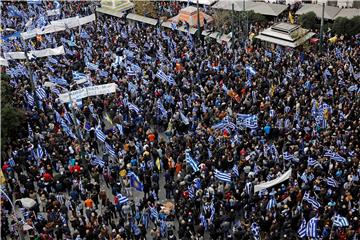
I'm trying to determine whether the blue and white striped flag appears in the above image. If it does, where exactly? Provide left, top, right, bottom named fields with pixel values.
left=298, top=218, right=307, bottom=238
left=214, top=169, right=232, bottom=183
left=306, top=217, right=318, bottom=239
left=324, top=150, right=346, bottom=163
left=90, top=155, right=105, bottom=167
left=116, top=124, right=124, bottom=135
left=333, top=215, right=349, bottom=227
left=48, top=56, right=58, bottom=64
left=116, top=193, right=129, bottom=205
left=157, top=100, right=167, bottom=118
left=95, top=127, right=107, bottom=142
left=156, top=70, right=168, bottom=83
left=266, top=197, right=277, bottom=211
left=51, top=87, right=61, bottom=96
left=307, top=157, right=322, bottom=168
left=128, top=102, right=140, bottom=114
left=149, top=206, right=159, bottom=221
left=72, top=71, right=87, bottom=81
left=185, top=151, right=199, bottom=172
left=232, top=164, right=239, bottom=176
left=86, top=61, right=99, bottom=71
left=303, top=192, right=321, bottom=210
left=250, top=222, right=260, bottom=240
left=188, top=185, right=195, bottom=199
left=99, top=70, right=109, bottom=77
left=199, top=213, right=208, bottom=230
left=326, top=177, right=338, bottom=188
left=80, top=30, right=90, bottom=39
left=105, top=142, right=116, bottom=157
left=25, top=91, right=35, bottom=107
left=237, top=114, right=258, bottom=129
left=35, top=144, right=44, bottom=160
left=8, top=158, right=16, bottom=167
left=283, top=152, right=298, bottom=162
left=35, top=86, right=47, bottom=100
left=167, top=75, right=176, bottom=85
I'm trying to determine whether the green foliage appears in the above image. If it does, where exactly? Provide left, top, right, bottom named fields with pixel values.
left=1, top=75, right=26, bottom=147
left=332, top=17, right=351, bottom=36
left=299, top=12, right=317, bottom=30
left=348, top=16, right=360, bottom=36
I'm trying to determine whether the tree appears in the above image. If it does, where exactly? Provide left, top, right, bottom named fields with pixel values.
left=299, top=12, right=317, bottom=30
left=332, top=17, right=351, bottom=36
left=348, top=16, right=360, bottom=36
left=1, top=75, right=26, bottom=148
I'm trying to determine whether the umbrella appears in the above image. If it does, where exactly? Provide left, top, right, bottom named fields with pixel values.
left=19, top=198, right=36, bottom=209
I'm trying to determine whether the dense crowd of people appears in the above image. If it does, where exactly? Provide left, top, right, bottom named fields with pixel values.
left=1, top=1, right=359, bottom=240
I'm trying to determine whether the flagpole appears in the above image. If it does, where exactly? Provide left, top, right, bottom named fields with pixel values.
left=196, top=0, right=201, bottom=42
left=319, top=3, right=325, bottom=52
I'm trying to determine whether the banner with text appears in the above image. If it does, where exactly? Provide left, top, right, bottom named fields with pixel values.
left=58, top=83, right=117, bottom=103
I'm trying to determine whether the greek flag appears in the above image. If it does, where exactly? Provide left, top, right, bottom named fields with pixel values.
left=246, top=65, right=257, bottom=76
left=8, top=158, right=15, bottom=167
left=80, top=30, right=90, bottom=39
left=116, top=124, right=123, bottom=135
left=99, top=70, right=109, bottom=77
left=48, top=57, right=58, bottom=64
left=333, top=215, right=349, bottom=227
left=167, top=75, right=176, bottom=85
left=306, top=217, right=318, bottom=238
left=324, top=150, right=346, bottom=163
left=149, top=206, right=159, bottom=221
left=237, top=114, right=258, bottom=129
left=128, top=102, right=140, bottom=114
left=35, top=144, right=44, bottom=160
left=303, top=192, right=321, bottom=210
left=128, top=82, right=137, bottom=93
left=250, top=222, right=260, bottom=240
left=194, top=178, right=201, bottom=189
left=232, top=164, right=239, bottom=176
left=35, top=86, right=47, bottom=100
left=283, top=152, right=298, bottom=162
left=72, top=71, right=87, bottom=81
left=188, top=185, right=195, bottom=199
left=116, top=193, right=129, bottom=205
left=266, top=197, right=277, bottom=210
left=157, top=100, right=167, bottom=118
left=25, top=91, right=34, bottom=106
left=179, top=111, right=190, bottom=125
left=298, top=218, right=307, bottom=238
left=105, top=142, right=116, bottom=157
left=49, top=76, right=68, bottom=86
left=130, top=63, right=141, bottom=73
left=214, top=169, right=232, bottom=183
left=86, top=61, right=99, bottom=71
left=210, top=202, right=215, bottom=223
left=199, top=214, right=208, bottom=230
left=185, top=151, right=199, bottom=172
left=95, top=127, right=107, bottom=142
left=51, top=87, right=61, bottom=96
left=91, top=155, right=105, bottom=167
left=326, top=177, right=338, bottom=188
left=307, top=157, right=322, bottom=168
left=156, top=70, right=168, bottom=83
left=348, top=84, right=358, bottom=92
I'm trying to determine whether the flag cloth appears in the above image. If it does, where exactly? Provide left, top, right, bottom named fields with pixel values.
left=128, top=172, right=144, bottom=191
left=333, top=215, right=349, bottom=227
left=214, top=169, right=232, bottom=183
left=185, top=151, right=199, bottom=172
left=306, top=217, right=318, bottom=238
left=298, top=218, right=307, bottom=238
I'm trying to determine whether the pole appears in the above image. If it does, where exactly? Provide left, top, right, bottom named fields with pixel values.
left=196, top=0, right=201, bottom=41
left=21, top=38, right=38, bottom=108
left=319, top=3, right=325, bottom=51
left=0, top=190, right=25, bottom=240
left=231, top=3, right=235, bottom=51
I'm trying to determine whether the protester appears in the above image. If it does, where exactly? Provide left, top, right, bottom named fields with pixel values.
left=1, top=1, right=359, bottom=240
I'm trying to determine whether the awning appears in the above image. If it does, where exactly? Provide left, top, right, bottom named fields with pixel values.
left=255, top=32, right=315, bottom=48
left=96, top=7, right=125, bottom=18
left=213, top=1, right=287, bottom=17
left=334, top=8, right=360, bottom=19
left=177, top=0, right=217, bottom=5
left=161, top=21, right=198, bottom=35
left=296, top=4, right=341, bottom=20
left=126, top=13, right=158, bottom=26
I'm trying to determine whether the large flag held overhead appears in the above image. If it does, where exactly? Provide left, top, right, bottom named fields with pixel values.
left=214, top=169, right=232, bottom=183
left=185, top=151, right=199, bottom=172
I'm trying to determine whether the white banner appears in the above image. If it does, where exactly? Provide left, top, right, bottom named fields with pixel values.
left=47, top=9, right=61, bottom=16
left=0, top=58, right=9, bottom=66
left=59, top=83, right=117, bottom=103
left=21, top=14, right=96, bottom=40
left=254, top=168, right=292, bottom=193
left=4, top=46, right=65, bottom=60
